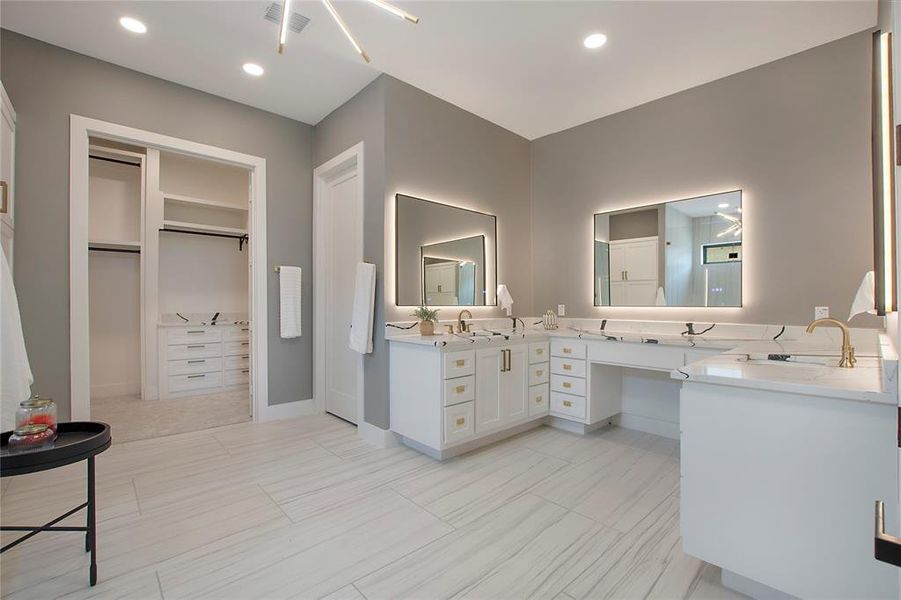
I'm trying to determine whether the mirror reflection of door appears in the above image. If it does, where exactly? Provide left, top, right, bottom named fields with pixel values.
left=419, top=234, right=486, bottom=306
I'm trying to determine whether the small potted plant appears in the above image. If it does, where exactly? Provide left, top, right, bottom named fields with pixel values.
left=412, top=306, right=440, bottom=336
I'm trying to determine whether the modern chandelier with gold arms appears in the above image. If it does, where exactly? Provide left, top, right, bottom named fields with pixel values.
left=277, top=0, right=420, bottom=62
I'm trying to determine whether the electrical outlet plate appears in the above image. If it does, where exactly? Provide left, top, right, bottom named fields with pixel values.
left=815, top=306, right=830, bottom=320
left=557, top=304, right=566, bottom=316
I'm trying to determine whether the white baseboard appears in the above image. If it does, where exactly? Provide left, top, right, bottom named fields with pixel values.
left=613, top=412, right=679, bottom=440
left=258, top=398, right=318, bottom=422
left=358, top=421, right=400, bottom=448
left=721, top=570, right=798, bottom=600
left=91, top=382, right=140, bottom=399
left=547, top=416, right=610, bottom=435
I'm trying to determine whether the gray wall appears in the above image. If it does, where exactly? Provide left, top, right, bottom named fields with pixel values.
left=1, top=30, right=315, bottom=418
left=531, top=31, right=879, bottom=327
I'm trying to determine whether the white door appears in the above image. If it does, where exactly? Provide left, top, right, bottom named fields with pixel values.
left=502, top=345, right=528, bottom=422
left=323, top=168, right=361, bottom=423
left=609, top=244, right=626, bottom=282
left=475, top=347, right=503, bottom=432
left=624, top=240, right=658, bottom=281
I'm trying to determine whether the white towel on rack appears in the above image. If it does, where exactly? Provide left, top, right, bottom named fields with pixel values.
left=848, top=270, right=877, bottom=321
left=349, top=262, right=376, bottom=354
left=497, top=284, right=514, bottom=316
left=279, top=266, right=302, bottom=339
left=1, top=244, right=33, bottom=431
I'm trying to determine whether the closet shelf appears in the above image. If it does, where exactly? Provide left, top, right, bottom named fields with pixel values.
left=162, top=192, right=248, bottom=212
left=161, top=220, right=248, bottom=236
left=88, top=239, right=142, bottom=251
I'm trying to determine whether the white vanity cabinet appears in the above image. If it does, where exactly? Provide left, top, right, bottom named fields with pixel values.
left=390, top=337, right=546, bottom=459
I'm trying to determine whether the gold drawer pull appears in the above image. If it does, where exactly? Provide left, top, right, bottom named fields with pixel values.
left=563, top=400, right=573, bottom=408
left=456, top=417, right=465, bottom=426
left=535, top=396, right=543, bottom=403
left=536, top=369, right=544, bottom=376
left=536, top=348, right=543, bottom=355
left=563, top=347, right=572, bottom=354
left=563, top=364, right=572, bottom=371
left=0, top=180, right=7, bottom=214
left=455, top=385, right=465, bottom=393
left=563, top=382, right=572, bottom=389
left=455, top=359, right=465, bottom=367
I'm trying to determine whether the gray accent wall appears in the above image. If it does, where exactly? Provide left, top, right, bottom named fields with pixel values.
left=1, top=30, right=315, bottom=418
left=531, top=31, right=879, bottom=327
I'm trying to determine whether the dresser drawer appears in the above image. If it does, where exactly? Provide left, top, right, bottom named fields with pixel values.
left=529, top=342, right=550, bottom=364
left=551, top=356, right=586, bottom=378
left=528, top=362, right=549, bottom=386
left=168, top=371, right=221, bottom=393
left=224, top=354, right=250, bottom=370
left=551, top=340, right=586, bottom=359
left=167, top=327, right=221, bottom=345
left=224, top=340, right=251, bottom=356
left=168, top=357, right=222, bottom=376
left=529, top=384, right=550, bottom=416
left=443, top=375, right=475, bottom=406
left=551, top=374, right=586, bottom=396
left=550, top=391, right=586, bottom=420
left=443, top=350, right=475, bottom=379
left=443, top=401, right=475, bottom=445
left=167, top=343, right=221, bottom=360
left=224, top=369, right=250, bottom=386
left=224, top=325, right=251, bottom=341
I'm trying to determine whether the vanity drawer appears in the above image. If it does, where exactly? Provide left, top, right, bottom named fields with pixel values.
left=552, top=340, right=586, bottom=359
left=529, top=384, right=550, bottom=416
left=224, top=369, right=250, bottom=386
left=551, top=356, right=586, bottom=378
left=224, top=325, right=251, bottom=341
left=168, top=327, right=222, bottom=345
left=551, top=374, right=586, bottom=396
left=529, top=342, right=550, bottom=364
left=167, top=343, right=221, bottom=360
left=550, top=391, right=586, bottom=420
left=443, top=375, right=475, bottom=406
left=224, top=340, right=251, bottom=356
left=168, top=371, right=222, bottom=393
left=168, top=357, right=222, bottom=376
left=443, top=350, right=475, bottom=379
left=587, top=341, right=684, bottom=371
left=443, top=401, right=475, bottom=445
left=224, top=354, right=250, bottom=370
left=528, top=362, right=550, bottom=386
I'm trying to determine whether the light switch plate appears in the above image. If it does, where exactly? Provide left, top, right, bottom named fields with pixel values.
left=815, top=306, right=829, bottom=320
left=558, top=304, right=566, bottom=316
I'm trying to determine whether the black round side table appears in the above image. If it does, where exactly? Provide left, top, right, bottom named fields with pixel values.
left=1, top=422, right=111, bottom=586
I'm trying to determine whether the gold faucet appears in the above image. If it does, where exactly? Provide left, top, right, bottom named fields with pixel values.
left=805, top=318, right=856, bottom=368
left=456, top=309, right=473, bottom=333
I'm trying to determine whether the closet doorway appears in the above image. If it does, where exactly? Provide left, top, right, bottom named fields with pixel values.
left=314, top=143, right=364, bottom=425
left=70, top=116, right=269, bottom=439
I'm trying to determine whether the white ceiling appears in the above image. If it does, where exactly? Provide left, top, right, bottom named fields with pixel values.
left=1, top=1, right=876, bottom=139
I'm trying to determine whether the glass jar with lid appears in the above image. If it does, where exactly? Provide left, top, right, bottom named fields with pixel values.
left=16, top=396, right=58, bottom=436
left=7, top=424, right=56, bottom=451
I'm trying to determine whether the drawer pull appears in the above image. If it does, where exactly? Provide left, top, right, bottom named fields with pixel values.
left=455, top=359, right=465, bottom=367
left=563, top=347, right=572, bottom=354
left=455, top=385, right=465, bottom=393
left=563, top=382, right=572, bottom=389
left=456, top=417, right=465, bottom=426
left=241, top=328, right=250, bottom=332
left=563, top=364, right=572, bottom=371
left=187, top=345, right=205, bottom=349
left=241, top=369, right=250, bottom=373
left=536, top=369, right=544, bottom=376
left=241, top=342, right=250, bottom=346
left=242, top=355, right=250, bottom=359
left=536, top=348, right=543, bottom=355
left=535, top=396, right=543, bottom=403
left=563, top=400, right=573, bottom=408
left=187, top=374, right=206, bottom=379
left=187, top=330, right=205, bottom=334
left=187, top=359, right=205, bottom=364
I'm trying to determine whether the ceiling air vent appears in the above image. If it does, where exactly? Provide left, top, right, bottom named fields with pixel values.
left=264, top=2, right=311, bottom=34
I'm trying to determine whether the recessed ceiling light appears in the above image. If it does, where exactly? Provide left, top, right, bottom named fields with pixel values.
left=242, top=63, right=265, bottom=76
left=119, top=17, right=147, bottom=34
left=583, top=33, right=607, bottom=49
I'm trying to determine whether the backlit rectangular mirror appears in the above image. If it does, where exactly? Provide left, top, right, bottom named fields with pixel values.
left=594, top=190, right=742, bottom=307
left=396, top=194, right=497, bottom=306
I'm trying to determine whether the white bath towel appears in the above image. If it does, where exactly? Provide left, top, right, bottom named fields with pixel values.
left=279, top=266, right=302, bottom=339
left=497, top=284, right=514, bottom=316
left=1, top=244, right=33, bottom=431
left=349, top=262, right=376, bottom=354
left=848, top=270, right=877, bottom=321
left=655, top=286, right=667, bottom=306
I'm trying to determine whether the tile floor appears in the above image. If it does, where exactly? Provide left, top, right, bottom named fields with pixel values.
left=0, top=415, right=746, bottom=599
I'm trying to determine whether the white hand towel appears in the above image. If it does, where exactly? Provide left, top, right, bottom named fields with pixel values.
left=848, top=270, right=877, bottom=321
left=655, top=286, right=667, bottom=306
left=1, top=244, right=33, bottom=431
left=279, top=266, right=302, bottom=339
left=349, top=262, right=376, bottom=354
left=497, top=284, right=514, bottom=316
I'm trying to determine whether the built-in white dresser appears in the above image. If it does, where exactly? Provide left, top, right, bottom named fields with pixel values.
left=158, top=323, right=250, bottom=399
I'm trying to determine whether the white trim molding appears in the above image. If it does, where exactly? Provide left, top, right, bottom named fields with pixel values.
left=313, top=142, right=365, bottom=426
left=259, top=398, right=319, bottom=422
left=68, top=115, right=269, bottom=422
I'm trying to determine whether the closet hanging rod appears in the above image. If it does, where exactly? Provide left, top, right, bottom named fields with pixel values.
left=89, top=154, right=141, bottom=167
left=88, top=246, right=141, bottom=254
left=159, top=227, right=248, bottom=251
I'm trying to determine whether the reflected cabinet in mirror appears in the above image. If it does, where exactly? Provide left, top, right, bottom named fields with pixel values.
left=594, top=190, right=742, bottom=307
left=396, top=194, right=497, bottom=306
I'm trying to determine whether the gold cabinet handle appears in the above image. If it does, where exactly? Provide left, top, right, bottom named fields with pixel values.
left=536, top=369, right=544, bottom=376
left=536, top=348, right=543, bottom=355
left=455, top=359, right=465, bottom=368
left=535, top=395, right=543, bottom=403
left=455, top=385, right=465, bottom=394
left=0, top=180, right=7, bottom=214
left=563, top=400, right=573, bottom=408
left=563, top=347, right=572, bottom=354
left=456, top=417, right=465, bottom=426
left=563, top=364, right=572, bottom=371
left=563, top=382, right=572, bottom=389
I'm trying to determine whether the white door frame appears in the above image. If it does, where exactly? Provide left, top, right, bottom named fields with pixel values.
left=313, top=142, right=364, bottom=425
left=68, top=115, right=268, bottom=421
